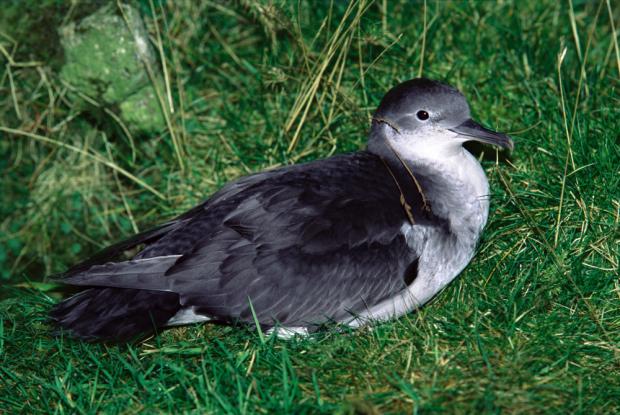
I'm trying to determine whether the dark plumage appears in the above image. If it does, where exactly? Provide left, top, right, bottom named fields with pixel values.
left=50, top=77, right=512, bottom=342
left=50, top=151, right=437, bottom=341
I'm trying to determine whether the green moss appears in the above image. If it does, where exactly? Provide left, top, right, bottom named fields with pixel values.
left=120, top=83, right=165, bottom=134
left=59, top=4, right=165, bottom=133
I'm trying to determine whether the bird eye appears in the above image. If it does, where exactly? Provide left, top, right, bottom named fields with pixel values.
left=416, top=110, right=429, bottom=121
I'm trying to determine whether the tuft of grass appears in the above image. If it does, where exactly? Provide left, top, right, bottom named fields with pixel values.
left=1, top=0, right=619, bottom=413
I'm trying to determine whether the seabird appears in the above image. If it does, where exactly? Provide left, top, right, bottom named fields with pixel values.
left=49, top=78, right=514, bottom=341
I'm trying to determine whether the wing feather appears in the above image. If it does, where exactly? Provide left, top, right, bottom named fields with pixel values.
left=58, top=152, right=442, bottom=328
left=165, top=152, right=431, bottom=326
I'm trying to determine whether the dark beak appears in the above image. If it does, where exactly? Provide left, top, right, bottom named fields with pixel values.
left=449, top=119, right=514, bottom=151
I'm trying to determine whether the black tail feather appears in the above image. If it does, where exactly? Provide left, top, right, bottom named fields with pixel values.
left=58, top=222, right=180, bottom=279
left=49, top=288, right=181, bottom=342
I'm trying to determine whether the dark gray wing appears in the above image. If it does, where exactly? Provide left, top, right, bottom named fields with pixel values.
left=57, top=171, right=270, bottom=278
left=62, top=152, right=439, bottom=327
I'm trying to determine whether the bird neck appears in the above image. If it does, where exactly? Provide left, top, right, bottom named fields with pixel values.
left=368, top=127, right=490, bottom=236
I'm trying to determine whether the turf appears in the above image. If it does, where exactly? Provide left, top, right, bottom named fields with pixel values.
left=1, top=0, right=619, bottom=413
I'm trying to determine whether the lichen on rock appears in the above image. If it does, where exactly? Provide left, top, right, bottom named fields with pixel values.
left=120, top=81, right=165, bottom=134
left=59, top=4, right=166, bottom=134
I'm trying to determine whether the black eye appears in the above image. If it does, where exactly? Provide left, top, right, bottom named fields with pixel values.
left=416, top=110, right=429, bottom=121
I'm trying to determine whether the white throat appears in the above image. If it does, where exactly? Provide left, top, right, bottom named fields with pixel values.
left=377, top=126, right=491, bottom=238
left=384, top=127, right=490, bottom=202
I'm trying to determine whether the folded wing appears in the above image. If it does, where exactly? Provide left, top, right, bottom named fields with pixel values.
left=60, top=152, right=434, bottom=328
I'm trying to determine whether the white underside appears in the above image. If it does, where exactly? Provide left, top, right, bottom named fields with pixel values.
left=266, top=326, right=309, bottom=339
left=167, top=308, right=310, bottom=339
left=166, top=307, right=212, bottom=326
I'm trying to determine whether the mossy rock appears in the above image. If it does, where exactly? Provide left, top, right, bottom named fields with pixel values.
left=59, top=4, right=166, bottom=134
left=120, top=82, right=166, bottom=135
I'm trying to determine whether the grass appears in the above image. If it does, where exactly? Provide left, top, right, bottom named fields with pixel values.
left=1, top=0, right=619, bottom=413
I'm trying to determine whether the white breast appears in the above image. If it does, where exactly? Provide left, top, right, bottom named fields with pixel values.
left=446, top=149, right=490, bottom=233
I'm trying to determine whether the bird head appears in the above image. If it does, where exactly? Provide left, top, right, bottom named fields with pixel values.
left=368, top=78, right=513, bottom=162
